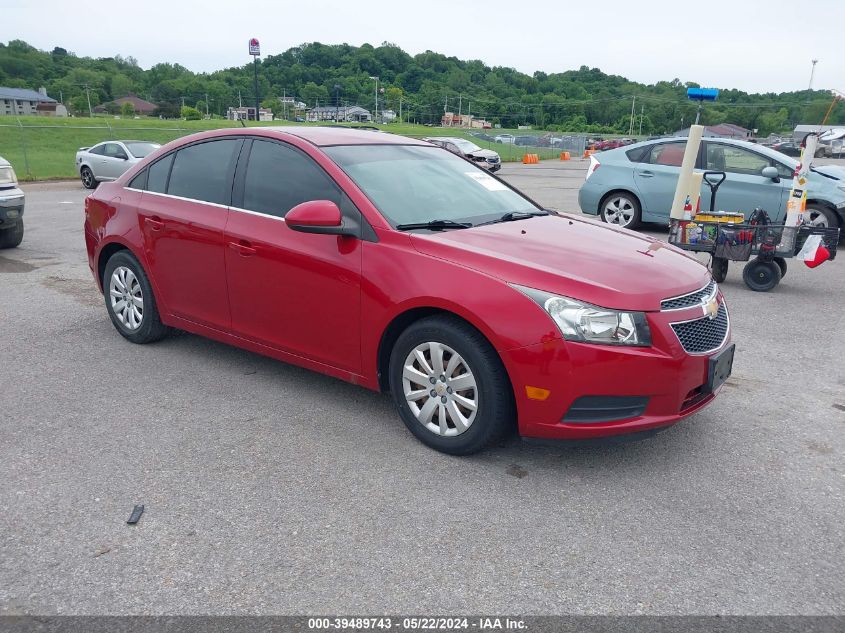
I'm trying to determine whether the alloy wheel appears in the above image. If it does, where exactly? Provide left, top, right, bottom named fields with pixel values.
left=402, top=342, right=478, bottom=437
left=603, top=196, right=636, bottom=226
left=805, top=209, right=829, bottom=228
left=109, top=265, right=144, bottom=330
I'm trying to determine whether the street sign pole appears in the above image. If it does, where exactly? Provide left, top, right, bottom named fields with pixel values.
left=249, top=38, right=261, bottom=122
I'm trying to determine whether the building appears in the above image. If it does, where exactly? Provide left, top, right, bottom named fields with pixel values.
left=0, top=86, right=62, bottom=116
left=440, top=112, right=491, bottom=128
left=674, top=123, right=752, bottom=140
left=306, top=105, right=371, bottom=123
left=94, top=94, right=158, bottom=115
left=226, top=106, right=273, bottom=122
left=793, top=124, right=840, bottom=141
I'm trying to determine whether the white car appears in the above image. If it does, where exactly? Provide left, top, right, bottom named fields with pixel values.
left=494, top=134, right=515, bottom=144
left=75, top=140, right=161, bottom=189
left=422, top=137, right=502, bottom=171
left=0, top=155, right=24, bottom=249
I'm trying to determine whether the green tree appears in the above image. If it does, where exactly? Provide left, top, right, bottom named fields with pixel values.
left=120, top=101, right=135, bottom=117
left=181, top=105, right=201, bottom=120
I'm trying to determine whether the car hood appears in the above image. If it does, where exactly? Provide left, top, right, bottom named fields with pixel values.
left=811, top=165, right=845, bottom=180
left=411, top=214, right=710, bottom=312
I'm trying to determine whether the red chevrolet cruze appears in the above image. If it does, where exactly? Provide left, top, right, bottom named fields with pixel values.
left=84, top=127, right=733, bottom=454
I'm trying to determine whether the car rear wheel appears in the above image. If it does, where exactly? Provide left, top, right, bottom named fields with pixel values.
left=804, top=204, right=838, bottom=228
left=0, top=220, right=24, bottom=249
left=81, top=166, right=98, bottom=190
left=388, top=315, right=514, bottom=455
left=600, top=192, right=641, bottom=229
left=103, top=250, right=169, bottom=344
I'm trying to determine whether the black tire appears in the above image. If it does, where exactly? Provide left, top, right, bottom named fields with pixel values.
left=804, top=204, right=838, bottom=229
left=80, top=166, right=98, bottom=189
left=0, top=220, right=24, bottom=249
left=711, top=256, right=729, bottom=283
left=742, top=259, right=782, bottom=292
left=102, top=250, right=169, bottom=344
left=773, top=256, right=787, bottom=279
left=388, top=315, right=515, bottom=455
left=599, top=191, right=642, bottom=230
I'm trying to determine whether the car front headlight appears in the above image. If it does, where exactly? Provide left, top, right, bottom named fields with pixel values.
left=0, top=166, right=18, bottom=188
left=513, top=284, right=651, bottom=347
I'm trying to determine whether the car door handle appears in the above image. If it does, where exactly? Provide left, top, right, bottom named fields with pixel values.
left=229, top=240, right=256, bottom=256
left=144, top=216, right=164, bottom=231
left=637, top=171, right=654, bottom=178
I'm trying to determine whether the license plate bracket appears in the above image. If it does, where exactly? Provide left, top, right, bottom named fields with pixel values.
left=705, top=343, right=735, bottom=393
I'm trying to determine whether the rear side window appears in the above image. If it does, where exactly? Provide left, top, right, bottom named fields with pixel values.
left=147, top=153, right=174, bottom=194
left=625, top=146, right=650, bottom=162
left=242, top=140, right=340, bottom=218
left=128, top=170, right=148, bottom=190
left=88, top=144, right=106, bottom=156
left=167, top=139, right=240, bottom=205
left=648, top=143, right=686, bottom=166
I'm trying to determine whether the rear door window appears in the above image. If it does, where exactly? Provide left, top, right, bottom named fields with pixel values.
left=648, top=143, right=686, bottom=166
left=88, top=144, right=106, bottom=156
left=146, top=154, right=174, bottom=194
left=167, top=139, right=241, bottom=205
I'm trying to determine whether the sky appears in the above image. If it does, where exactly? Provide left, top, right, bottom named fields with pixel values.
left=5, top=0, right=844, bottom=95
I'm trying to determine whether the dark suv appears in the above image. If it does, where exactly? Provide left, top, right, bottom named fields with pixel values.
left=0, top=156, right=24, bottom=248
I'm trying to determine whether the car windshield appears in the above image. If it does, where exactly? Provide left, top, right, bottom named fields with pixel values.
left=325, top=145, right=537, bottom=227
left=125, top=142, right=161, bottom=158
left=451, top=139, right=482, bottom=153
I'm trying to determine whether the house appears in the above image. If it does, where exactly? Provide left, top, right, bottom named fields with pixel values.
left=226, top=106, right=273, bottom=122
left=379, top=109, right=397, bottom=123
left=793, top=124, right=840, bottom=141
left=0, top=86, right=61, bottom=116
left=94, top=94, right=158, bottom=115
left=306, top=105, right=371, bottom=123
left=439, top=112, right=490, bottom=128
left=674, top=123, right=751, bottom=140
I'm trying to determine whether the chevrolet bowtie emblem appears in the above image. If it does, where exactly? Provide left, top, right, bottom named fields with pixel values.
left=703, top=297, right=719, bottom=320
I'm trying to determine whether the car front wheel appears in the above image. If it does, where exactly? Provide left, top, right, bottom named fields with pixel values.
left=0, top=220, right=24, bottom=249
left=600, top=192, right=642, bottom=229
left=81, top=166, right=98, bottom=189
left=388, top=315, right=514, bottom=455
left=804, top=204, right=839, bottom=228
left=103, top=250, right=169, bottom=344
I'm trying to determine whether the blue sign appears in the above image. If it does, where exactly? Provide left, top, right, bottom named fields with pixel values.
left=687, top=88, right=719, bottom=102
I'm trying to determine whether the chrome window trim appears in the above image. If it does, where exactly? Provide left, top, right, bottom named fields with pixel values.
left=124, top=187, right=286, bottom=221
left=669, top=300, right=730, bottom=356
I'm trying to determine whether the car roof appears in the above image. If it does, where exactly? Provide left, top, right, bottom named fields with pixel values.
left=604, top=136, right=799, bottom=165
left=423, top=137, right=469, bottom=143
left=260, top=126, right=429, bottom=147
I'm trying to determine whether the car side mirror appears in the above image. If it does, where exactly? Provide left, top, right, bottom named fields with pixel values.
left=286, top=200, right=355, bottom=237
left=761, top=166, right=780, bottom=181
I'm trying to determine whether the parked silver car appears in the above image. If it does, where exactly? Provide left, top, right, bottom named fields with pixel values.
left=0, top=155, right=24, bottom=249
left=423, top=137, right=502, bottom=171
left=76, top=140, right=161, bottom=189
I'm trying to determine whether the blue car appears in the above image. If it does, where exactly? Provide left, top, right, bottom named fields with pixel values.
left=578, top=137, right=845, bottom=230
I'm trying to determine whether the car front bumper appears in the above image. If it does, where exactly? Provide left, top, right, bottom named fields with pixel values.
left=502, top=299, right=731, bottom=440
left=0, top=187, right=25, bottom=228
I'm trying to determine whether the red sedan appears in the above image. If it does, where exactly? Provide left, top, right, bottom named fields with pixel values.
left=84, top=127, right=733, bottom=455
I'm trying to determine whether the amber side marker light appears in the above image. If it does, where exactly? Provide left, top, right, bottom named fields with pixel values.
left=525, top=386, right=551, bottom=401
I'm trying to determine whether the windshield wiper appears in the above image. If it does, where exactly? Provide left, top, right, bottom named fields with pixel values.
left=396, top=219, right=473, bottom=231
left=473, top=210, right=549, bottom=227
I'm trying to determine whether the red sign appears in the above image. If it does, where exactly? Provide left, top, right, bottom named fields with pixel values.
left=249, top=38, right=260, bottom=56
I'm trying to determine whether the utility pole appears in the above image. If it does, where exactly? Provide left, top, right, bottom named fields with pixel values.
left=238, top=90, right=242, bottom=107
left=638, top=104, right=644, bottom=136
left=628, top=96, right=636, bottom=136
left=458, top=93, right=462, bottom=120
left=84, top=85, right=93, bottom=117
left=205, top=92, right=209, bottom=118
left=809, top=59, right=819, bottom=90
left=283, top=89, right=287, bottom=120
left=369, top=76, right=379, bottom=123
left=444, top=95, right=448, bottom=125
left=399, top=95, right=402, bottom=124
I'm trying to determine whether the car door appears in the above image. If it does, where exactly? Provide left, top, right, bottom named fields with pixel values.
left=700, top=142, right=789, bottom=220
left=224, top=138, right=363, bottom=373
left=137, top=138, right=241, bottom=331
left=631, top=141, right=691, bottom=221
left=99, top=142, right=130, bottom=180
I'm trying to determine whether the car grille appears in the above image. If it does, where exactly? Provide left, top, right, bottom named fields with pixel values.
left=661, top=280, right=716, bottom=311
left=671, top=303, right=729, bottom=354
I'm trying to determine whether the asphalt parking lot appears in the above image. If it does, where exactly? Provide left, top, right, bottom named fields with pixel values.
left=1, top=163, right=843, bottom=616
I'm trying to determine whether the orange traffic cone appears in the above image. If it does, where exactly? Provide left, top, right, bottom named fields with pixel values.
left=560, top=151, right=570, bottom=161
